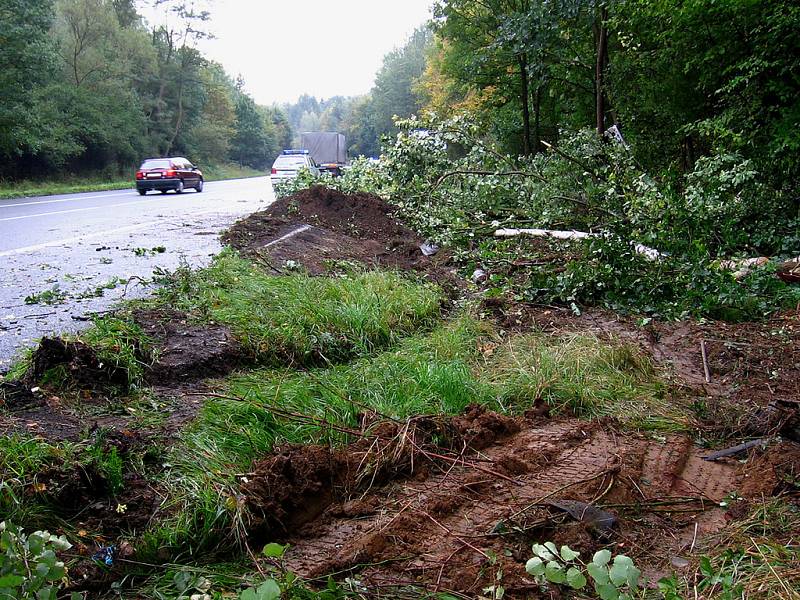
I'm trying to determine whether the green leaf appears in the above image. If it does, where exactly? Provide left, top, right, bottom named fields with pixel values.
left=532, top=543, right=556, bottom=561
left=544, top=541, right=559, bottom=556
left=47, top=563, right=66, bottom=581
left=609, top=562, right=630, bottom=587
left=254, top=579, right=281, bottom=600
left=545, top=561, right=566, bottom=584
left=525, top=557, right=545, bottom=577
left=239, top=589, right=257, bottom=600
left=593, top=549, right=612, bottom=566
left=262, top=542, right=287, bottom=558
left=566, top=567, right=588, bottom=589
left=0, top=575, right=24, bottom=588
left=587, top=562, right=610, bottom=585
left=595, top=582, right=620, bottom=600
left=626, top=565, right=642, bottom=588
left=560, top=545, right=580, bottom=561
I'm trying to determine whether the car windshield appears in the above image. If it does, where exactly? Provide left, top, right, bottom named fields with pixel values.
left=140, top=159, right=172, bottom=169
left=273, top=156, right=308, bottom=168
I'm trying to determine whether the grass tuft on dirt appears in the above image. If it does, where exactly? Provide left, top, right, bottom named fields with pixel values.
left=481, top=332, right=679, bottom=429
left=136, top=315, right=676, bottom=560
left=150, top=249, right=444, bottom=365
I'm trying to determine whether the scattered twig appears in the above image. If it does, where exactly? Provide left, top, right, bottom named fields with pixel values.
left=506, top=468, right=616, bottom=522
left=423, top=511, right=491, bottom=560
left=700, top=339, right=711, bottom=383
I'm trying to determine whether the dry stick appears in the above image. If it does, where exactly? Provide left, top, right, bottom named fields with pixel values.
left=423, top=511, right=491, bottom=560
left=408, top=440, right=522, bottom=486
left=700, top=339, right=711, bottom=384
left=436, top=546, right=466, bottom=592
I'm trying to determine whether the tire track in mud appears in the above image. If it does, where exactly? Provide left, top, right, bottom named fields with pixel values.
left=275, top=417, right=740, bottom=595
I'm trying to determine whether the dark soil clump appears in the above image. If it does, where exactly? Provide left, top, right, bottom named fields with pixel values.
left=133, top=309, right=242, bottom=384
left=223, top=186, right=458, bottom=286
left=25, top=337, right=130, bottom=391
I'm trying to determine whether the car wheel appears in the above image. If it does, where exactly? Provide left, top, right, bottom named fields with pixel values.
left=160, top=189, right=168, bottom=194
left=175, top=180, right=184, bottom=194
left=195, top=178, right=203, bottom=192
left=138, top=189, right=147, bottom=196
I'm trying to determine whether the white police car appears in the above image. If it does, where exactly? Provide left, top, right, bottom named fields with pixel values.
left=270, top=150, right=320, bottom=182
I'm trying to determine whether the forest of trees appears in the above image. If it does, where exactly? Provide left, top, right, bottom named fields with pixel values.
left=282, top=27, right=433, bottom=158
left=3, top=0, right=798, bottom=198
left=0, top=0, right=292, bottom=180
left=422, top=0, right=799, bottom=190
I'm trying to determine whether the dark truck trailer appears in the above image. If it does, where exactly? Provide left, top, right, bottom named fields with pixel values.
left=300, top=132, right=347, bottom=176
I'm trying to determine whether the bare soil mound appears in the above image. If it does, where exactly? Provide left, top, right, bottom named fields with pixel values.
left=223, top=186, right=455, bottom=283
left=242, top=405, right=783, bottom=597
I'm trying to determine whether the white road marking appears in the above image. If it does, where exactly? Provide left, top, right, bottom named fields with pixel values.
left=0, top=196, right=197, bottom=222
left=0, top=190, right=132, bottom=209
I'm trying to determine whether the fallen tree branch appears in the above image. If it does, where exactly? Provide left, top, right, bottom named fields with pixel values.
left=494, top=228, right=663, bottom=261
left=433, top=169, right=546, bottom=190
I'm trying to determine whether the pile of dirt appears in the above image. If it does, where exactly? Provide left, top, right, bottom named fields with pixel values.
left=241, top=405, right=788, bottom=596
left=23, top=337, right=131, bottom=391
left=223, top=186, right=455, bottom=283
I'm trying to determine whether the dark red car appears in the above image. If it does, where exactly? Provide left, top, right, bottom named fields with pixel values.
left=135, top=157, right=203, bottom=195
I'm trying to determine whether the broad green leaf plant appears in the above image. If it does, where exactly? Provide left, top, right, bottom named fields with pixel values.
left=0, top=522, right=77, bottom=600
left=526, top=543, right=642, bottom=600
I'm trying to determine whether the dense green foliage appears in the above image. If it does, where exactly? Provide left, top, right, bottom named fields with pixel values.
left=0, top=0, right=290, bottom=180
left=281, top=0, right=800, bottom=320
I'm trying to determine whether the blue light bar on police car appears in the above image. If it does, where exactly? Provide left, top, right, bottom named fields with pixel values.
left=282, top=149, right=309, bottom=155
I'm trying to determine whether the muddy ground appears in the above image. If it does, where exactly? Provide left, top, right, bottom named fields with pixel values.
left=242, top=405, right=798, bottom=596
left=1, top=187, right=798, bottom=597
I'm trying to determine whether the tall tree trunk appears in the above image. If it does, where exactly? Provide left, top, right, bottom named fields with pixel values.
left=518, top=53, right=532, bottom=155
left=595, top=4, right=609, bottom=137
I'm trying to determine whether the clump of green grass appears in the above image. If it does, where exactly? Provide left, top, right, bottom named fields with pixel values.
left=480, top=332, right=682, bottom=429
left=79, top=315, right=156, bottom=388
left=152, top=249, right=443, bottom=365
left=142, top=316, right=677, bottom=558
left=0, top=436, right=78, bottom=525
left=4, top=315, right=155, bottom=393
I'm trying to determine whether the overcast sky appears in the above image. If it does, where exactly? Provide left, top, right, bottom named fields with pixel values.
left=138, top=0, right=434, bottom=105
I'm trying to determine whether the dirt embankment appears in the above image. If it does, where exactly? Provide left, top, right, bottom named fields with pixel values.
left=242, top=405, right=797, bottom=597
left=223, top=186, right=456, bottom=285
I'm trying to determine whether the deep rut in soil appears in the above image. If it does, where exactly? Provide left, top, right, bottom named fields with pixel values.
left=243, top=411, right=751, bottom=596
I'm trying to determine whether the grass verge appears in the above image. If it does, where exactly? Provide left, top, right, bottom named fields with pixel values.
left=140, top=315, right=673, bottom=559
left=150, top=250, right=444, bottom=365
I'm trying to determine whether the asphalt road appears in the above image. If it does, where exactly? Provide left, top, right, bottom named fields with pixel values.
left=0, top=177, right=274, bottom=368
